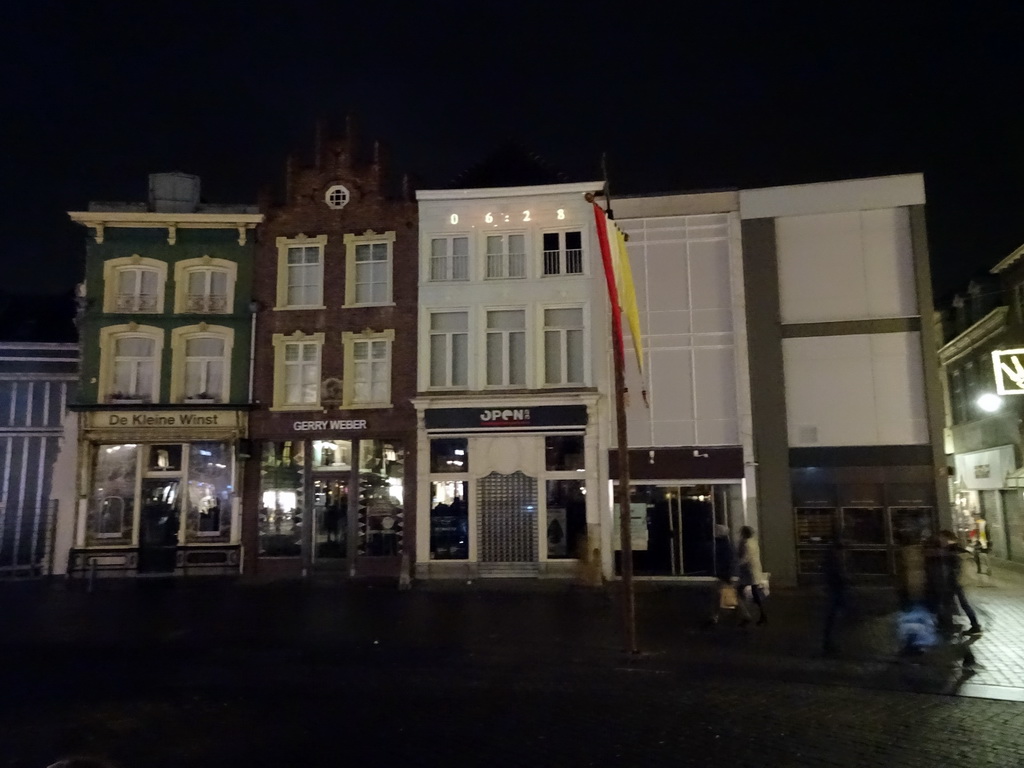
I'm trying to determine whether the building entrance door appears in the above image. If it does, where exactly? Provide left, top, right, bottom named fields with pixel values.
left=478, top=470, right=538, bottom=575
left=620, top=484, right=724, bottom=577
left=312, top=474, right=349, bottom=564
left=138, top=478, right=181, bottom=573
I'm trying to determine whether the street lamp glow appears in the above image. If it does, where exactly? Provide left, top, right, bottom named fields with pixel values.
left=977, top=393, right=1003, bottom=413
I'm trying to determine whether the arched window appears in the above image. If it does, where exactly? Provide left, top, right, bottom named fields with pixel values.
left=103, top=257, right=168, bottom=313
left=174, top=257, right=237, bottom=314
left=99, top=325, right=164, bottom=403
left=171, top=325, right=234, bottom=403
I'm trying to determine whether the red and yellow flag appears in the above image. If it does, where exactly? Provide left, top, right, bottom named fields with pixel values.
left=592, top=202, right=644, bottom=378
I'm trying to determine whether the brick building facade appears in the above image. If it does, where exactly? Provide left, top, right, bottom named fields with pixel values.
left=243, top=124, right=418, bottom=579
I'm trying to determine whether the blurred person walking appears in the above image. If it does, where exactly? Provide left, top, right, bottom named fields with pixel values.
left=822, top=539, right=848, bottom=654
left=942, top=529, right=982, bottom=635
left=737, top=526, right=767, bottom=626
left=708, top=524, right=750, bottom=625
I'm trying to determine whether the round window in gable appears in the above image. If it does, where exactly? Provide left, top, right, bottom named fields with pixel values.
left=325, top=184, right=351, bottom=210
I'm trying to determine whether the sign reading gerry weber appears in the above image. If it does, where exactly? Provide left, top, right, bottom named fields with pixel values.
left=424, top=405, right=588, bottom=431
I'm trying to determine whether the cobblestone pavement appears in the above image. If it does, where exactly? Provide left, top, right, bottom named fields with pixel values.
left=4, top=646, right=1024, bottom=767
left=1, top=568, right=1024, bottom=765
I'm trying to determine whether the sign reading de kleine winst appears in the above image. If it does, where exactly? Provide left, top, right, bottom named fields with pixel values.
left=993, top=349, right=1024, bottom=395
left=88, top=411, right=240, bottom=429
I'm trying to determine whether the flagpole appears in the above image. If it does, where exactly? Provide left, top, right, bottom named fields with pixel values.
left=596, top=153, right=638, bottom=654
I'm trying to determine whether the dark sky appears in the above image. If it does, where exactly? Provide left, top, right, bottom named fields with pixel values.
left=5, top=1, right=1024, bottom=300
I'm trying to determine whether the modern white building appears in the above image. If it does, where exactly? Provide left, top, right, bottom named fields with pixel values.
left=605, top=191, right=754, bottom=582
left=737, top=173, right=947, bottom=585
left=413, top=181, right=612, bottom=578
left=410, top=173, right=946, bottom=587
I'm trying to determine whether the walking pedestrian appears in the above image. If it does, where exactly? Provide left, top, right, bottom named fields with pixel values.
left=708, top=524, right=750, bottom=625
left=971, top=514, right=991, bottom=576
left=822, top=539, right=848, bottom=654
left=737, top=525, right=767, bottom=626
left=942, top=529, right=982, bottom=635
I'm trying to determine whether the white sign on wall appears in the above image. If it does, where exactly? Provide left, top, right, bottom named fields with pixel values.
left=614, top=503, right=649, bottom=551
left=992, top=349, right=1024, bottom=395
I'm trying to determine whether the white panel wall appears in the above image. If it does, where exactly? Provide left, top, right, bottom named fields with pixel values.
left=783, top=331, right=929, bottom=447
left=776, top=208, right=917, bottom=323
left=617, top=214, right=738, bottom=447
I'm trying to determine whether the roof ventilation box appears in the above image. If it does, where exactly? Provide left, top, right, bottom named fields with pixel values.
left=148, top=172, right=200, bottom=213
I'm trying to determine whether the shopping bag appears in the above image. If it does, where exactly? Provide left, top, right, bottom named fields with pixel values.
left=720, top=584, right=738, bottom=609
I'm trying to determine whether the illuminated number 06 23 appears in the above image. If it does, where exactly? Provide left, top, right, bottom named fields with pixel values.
left=450, top=214, right=459, bottom=224
left=485, top=212, right=494, bottom=223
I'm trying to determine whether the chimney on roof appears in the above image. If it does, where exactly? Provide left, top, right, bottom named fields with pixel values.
left=148, top=172, right=200, bottom=213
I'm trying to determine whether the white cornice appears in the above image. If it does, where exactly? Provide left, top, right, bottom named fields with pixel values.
left=991, top=243, right=1024, bottom=274
left=416, top=181, right=604, bottom=202
left=68, top=211, right=264, bottom=246
left=938, top=306, right=1009, bottom=364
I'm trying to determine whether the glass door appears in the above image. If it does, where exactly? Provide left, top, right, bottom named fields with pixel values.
left=618, top=484, right=728, bottom=577
left=138, top=477, right=181, bottom=573
left=312, top=475, right=349, bottom=562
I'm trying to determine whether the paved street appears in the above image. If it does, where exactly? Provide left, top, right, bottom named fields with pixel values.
left=2, top=568, right=1024, bottom=766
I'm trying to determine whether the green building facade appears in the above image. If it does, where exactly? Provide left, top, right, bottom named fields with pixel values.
left=67, top=173, right=262, bottom=577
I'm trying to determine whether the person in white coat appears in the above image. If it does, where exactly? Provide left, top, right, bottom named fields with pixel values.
left=737, top=525, right=768, bottom=625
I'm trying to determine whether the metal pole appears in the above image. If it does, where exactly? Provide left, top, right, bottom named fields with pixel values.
left=611, top=314, right=637, bottom=653
left=599, top=153, right=638, bottom=654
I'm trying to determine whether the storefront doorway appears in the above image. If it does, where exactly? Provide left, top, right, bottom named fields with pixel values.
left=616, top=483, right=741, bottom=577
left=312, top=473, right=348, bottom=563
left=478, top=470, right=538, bottom=574
left=256, top=437, right=407, bottom=573
left=138, top=477, right=181, bottom=573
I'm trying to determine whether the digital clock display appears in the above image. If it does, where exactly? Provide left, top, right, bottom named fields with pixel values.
left=448, top=208, right=567, bottom=226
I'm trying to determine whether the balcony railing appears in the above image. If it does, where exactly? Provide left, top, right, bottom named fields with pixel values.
left=487, top=252, right=526, bottom=279
left=543, top=249, right=583, bottom=276
left=186, top=294, right=228, bottom=313
left=114, top=293, right=157, bottom=312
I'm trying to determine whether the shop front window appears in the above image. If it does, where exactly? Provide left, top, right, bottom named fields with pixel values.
left=148, top=444, right=183, bottom=473
left=430, top=480, right=468, bottom=560
left=186, top=441, right=232, bottom=541
left=358, top=440, right=404, bottom=556
left=259, top=441, right=304, bottom=557
left=545, top=435, right=584, bottom=471
left=546, top=479, right=586, bottom=559
left=312, top=440, right=352, bottom=470
left=430, top=438, right=468, bottom=473
left=87, top=443, right=139, bottom=544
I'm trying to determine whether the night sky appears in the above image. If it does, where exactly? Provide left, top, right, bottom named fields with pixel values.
left=5, top=1, right=1023, bottom=302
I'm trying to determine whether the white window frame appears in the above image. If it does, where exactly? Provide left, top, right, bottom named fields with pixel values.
left=427, top=309, right=470, bottom=390
left=272, top=332, right=325, bottom=410
left=541, top=305, right=588, bottom=387
left=428, top=234, right=471, bottom=282
left=484, top=307, right=528, bottom=388
left=344, top=230, right=395, bottom=307
left=541, top=229, right=585, bottom=277
left=173, top=256, right=237, bottom=314
left=102, top=256, right=167, bottom=314
left=484, top=231, right=527, bottom=279
left=275, top=235, right=327, bottom=310
left=170, top=324, right=234, bottom=403
left=342, top=329, right=394, bottom=408
left=98, top=324, right=164, bottom=403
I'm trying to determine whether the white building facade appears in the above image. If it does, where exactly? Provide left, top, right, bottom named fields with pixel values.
left=601, top=192, right=757, bottom=581
left=413, top=182, right=612, bottom=579
left=410, top=174, right=946, bottom=586
left=738, top=174, right=948, bottom=585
